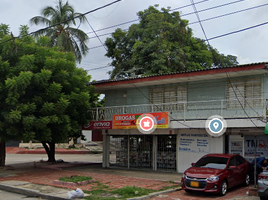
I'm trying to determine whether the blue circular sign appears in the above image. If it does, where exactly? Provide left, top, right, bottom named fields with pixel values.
left=208, top=118, right=223, bottom=134
left=205, top=115, right=227, bottom=137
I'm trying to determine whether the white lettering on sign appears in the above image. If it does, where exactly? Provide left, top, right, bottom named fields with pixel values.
left=94, top=122, right=110, bottom=127
left=115, top=115, right=135, bottom=121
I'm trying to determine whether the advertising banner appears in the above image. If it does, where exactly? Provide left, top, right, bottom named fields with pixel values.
left=112, top=112, right=169, bottom=129
left=82, top=121, right=112, bottom=130
left=179, top=133, right=210, bottom=153
left=244, top=135, right=268, bottom=157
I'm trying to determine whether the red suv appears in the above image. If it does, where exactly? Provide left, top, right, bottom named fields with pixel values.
left=181, top=154, right=250, bottom=196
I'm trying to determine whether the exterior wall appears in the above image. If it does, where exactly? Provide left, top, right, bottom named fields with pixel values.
left=177, top=129, right=225, bottom=173
left=126, top=87, right=149, bottom=105
left=104, top=75, right=265, bottom=108
left=188, top=80, right=225, bottom=101
left=105, top=90, right=127, bottom=106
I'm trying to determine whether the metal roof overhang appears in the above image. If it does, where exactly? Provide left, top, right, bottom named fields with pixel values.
left=92, top=64, right=268, bottom=93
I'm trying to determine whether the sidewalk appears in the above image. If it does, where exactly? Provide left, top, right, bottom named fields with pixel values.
left=1, top=147, right=260, bottom=200
left=2, top=148, right=182, bottom=199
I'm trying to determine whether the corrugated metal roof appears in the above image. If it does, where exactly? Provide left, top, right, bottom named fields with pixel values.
left=89, top=62, right=268, bottom=85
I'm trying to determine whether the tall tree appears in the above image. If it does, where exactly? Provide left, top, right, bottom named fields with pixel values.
left=29, top=0, right=89, bottom=63
left=105, top=5, right=238, bottom=79
left=0, top=25, right=96, bottom=165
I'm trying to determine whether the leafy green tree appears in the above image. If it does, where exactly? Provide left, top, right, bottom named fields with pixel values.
left=105, top=5, right=238, bottom=79
left=0, top=25, right=96, bottom=165
left=29, top=0, right=89, bottom=63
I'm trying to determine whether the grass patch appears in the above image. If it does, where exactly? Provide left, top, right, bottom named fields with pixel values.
left=83, top=181, right=177, bottom=199
left=84, top=185, right=155, bottom=200
left=59, top=175, right=92, bottom=183
left=110, top=186, right=155, bottom=198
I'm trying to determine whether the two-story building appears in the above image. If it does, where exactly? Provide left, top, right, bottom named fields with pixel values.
left=89, top=62, right=268, bottom=173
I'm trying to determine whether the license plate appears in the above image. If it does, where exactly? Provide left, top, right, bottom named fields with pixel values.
left=190, top=181, right=199, bottom=187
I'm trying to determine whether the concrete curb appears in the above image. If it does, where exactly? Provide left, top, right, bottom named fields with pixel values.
left=0, top=181, right=69, bottom=200
left=127, top=187, right=182, bottom=200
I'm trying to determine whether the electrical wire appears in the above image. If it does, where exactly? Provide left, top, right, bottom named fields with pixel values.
left=85, top=18, right=107, bottom=51
left=0, top=0, right=122, bottom=45
left=189, top=3, right=268, bottom=25
left=86, top=0, right=245, bottom=36
left=190, top=0, right=211, bottom=47
left=225, top=71, right=262, bottom=129
left=188, top=0, right=264, bottom=128
left=208, top=21, right=268, bottom=41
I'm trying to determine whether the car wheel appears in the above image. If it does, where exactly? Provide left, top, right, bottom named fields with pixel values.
left=244, top=173, right=250, bottom=186
left=260, top=196, right=267, bottom=200
left=219, top=180, right=228, bottom=196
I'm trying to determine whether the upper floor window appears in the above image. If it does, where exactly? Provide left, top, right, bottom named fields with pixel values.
left=227, top=78, right=262, bottom=108
left=149, top=85, right=187, bottom=111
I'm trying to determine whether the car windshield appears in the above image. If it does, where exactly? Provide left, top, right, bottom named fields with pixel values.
left=194, top=156, right=229, bottom=169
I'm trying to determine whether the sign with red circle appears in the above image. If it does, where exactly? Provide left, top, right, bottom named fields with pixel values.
left=139, top=116, right=155, bottom=132
left=136, top=113, right=157, bottom=134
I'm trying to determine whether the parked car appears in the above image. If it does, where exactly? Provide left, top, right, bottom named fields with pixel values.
left=258, top=169, right=268, bottom=200
left=181, top=154, right=250, bottom=196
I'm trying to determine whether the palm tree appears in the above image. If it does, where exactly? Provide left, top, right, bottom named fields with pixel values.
left=30, top=0, right=89, bottom=63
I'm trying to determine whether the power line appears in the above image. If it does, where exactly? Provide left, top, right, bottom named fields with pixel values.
left=85, top=0, right=211, bottom=35
left=225, top=71, right=262, bottom=128
left=85, top=18, right=107, bottom=51
left=182, top=0, right=246, bottom=17
left=0, top=0, right=122, bottom=45
left=208, top=21, right=268, bottom=41
left=87, top=19, right=268, bottom=51
left=190, top=0, right=211, bottom=47
left=86, top=0, right=245, bottom=36
left=189, top=0, right=263, bottom=128
left=86, top=3, right=268, bottom=40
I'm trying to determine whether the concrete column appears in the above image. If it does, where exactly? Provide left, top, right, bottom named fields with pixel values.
left=102, top=131, right=109, bottom=168
left=176, top=131, right=180, bottom=173
left=152, top=135, right=157, bottom=171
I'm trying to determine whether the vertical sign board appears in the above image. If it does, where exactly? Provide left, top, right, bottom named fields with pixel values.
left=230, top=141, right=243, bottom=155
left=244, top=135, right=268, bottom=157
left=179, top=133, right=209, bottom=153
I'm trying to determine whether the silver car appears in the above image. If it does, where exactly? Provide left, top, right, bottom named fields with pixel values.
left=258, top=169, right=268, bottom=200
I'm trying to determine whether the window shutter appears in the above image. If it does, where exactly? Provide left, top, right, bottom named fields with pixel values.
left=227, top=78, right=262, bottom=108
left=245, top=78, right=262, bottom=107
left=227, top=80, right=244, bottom=108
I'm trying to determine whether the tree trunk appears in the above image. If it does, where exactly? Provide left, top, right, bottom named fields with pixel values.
left=0, top=140, right=6, bottom=167
left=42, top=142, right=56, bottom=162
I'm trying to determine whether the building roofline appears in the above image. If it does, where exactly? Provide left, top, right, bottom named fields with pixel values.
left=89, top=62, right=268, bottom=88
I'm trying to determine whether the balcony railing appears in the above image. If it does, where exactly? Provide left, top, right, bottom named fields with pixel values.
left=90, top=98, right=267, bottom=121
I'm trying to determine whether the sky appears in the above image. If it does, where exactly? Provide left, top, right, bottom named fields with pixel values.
left=1, top=0, right=268, bottom=81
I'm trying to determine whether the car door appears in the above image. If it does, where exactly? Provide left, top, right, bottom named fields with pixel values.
left=227, top=156, right=239, bottom=188
left=235, top=155, right=247, bottom=185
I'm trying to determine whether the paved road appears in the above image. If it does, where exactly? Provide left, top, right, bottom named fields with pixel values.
left=0, top=189, right=48, bottom=200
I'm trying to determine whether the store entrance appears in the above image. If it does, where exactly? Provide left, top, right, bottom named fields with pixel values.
left=157, top=135, right=176, bottom=171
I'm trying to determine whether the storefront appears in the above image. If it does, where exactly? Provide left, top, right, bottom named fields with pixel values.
left=110, top=134, right=177, bottom=171
left=228, top=128, right=268, bottom=163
